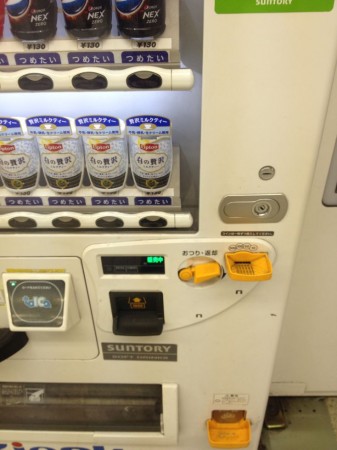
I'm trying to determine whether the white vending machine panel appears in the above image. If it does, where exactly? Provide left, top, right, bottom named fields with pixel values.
left=0, top=1, right=337, bottom=449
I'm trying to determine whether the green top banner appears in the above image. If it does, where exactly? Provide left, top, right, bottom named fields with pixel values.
left=215, top=0, right=334, bottom=13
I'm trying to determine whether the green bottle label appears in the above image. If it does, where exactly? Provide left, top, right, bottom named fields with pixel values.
left=215, top=0, right=334, bottom=14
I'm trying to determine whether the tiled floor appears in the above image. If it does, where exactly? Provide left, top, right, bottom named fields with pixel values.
left=259, top=398, right=337, bottom=449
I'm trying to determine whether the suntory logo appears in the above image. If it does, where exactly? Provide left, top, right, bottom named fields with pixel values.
left=92, top=143, right=110, bottom=152
left=0, top=145, right=15, bottom=153
left=140, top=143, right=159, bottom=152
left=44, top=143, right=63, bottom=152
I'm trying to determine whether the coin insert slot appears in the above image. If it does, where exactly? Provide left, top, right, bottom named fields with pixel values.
left=225, top=251, right=272, bottom=281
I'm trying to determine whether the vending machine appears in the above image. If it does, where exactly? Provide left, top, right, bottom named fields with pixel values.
left=0, top=1, right=336, bottom=450
left=272, top=49, right=337, bottom=397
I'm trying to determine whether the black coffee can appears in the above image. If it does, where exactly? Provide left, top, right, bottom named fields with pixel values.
left=5, top=0, right=57, bottom=41
left=61, top=0, right=112, bottom=39
left=115, top=0, right=165, bottom=40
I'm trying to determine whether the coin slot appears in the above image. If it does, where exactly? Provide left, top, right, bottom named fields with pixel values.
left=18, top=74, right=54, bottom=91
left=126, top=71, right=163, bottom=89
left=225, top=252, right=272, bottom=281
left=72, top=72, right=108, bottom=90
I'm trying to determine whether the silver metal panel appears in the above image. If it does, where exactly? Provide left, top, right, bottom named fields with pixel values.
left=219, top=194, right=288, bottom=223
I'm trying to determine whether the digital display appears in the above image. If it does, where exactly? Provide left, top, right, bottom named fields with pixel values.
left=102, top=256, right=165, bottom=275
left=146, top=256, right=164, bottom=264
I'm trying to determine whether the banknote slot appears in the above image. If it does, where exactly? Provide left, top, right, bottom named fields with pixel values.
left=0, top=383, right=163, bottom=432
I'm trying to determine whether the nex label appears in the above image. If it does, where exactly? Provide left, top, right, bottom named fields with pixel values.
left=31, top=13, right=49, bottom=22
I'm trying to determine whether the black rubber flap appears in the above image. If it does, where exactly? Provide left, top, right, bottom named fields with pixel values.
left=0, top=328, right=28, bottom=362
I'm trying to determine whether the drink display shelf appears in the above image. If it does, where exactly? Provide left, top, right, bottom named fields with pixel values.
left=0, top=147, right=192, bottom=230
left=0, top=1, right=193, bottom=92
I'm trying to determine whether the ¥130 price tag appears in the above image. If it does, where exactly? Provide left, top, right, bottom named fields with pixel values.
left=78, top=40, right=103, bottom=50
left=23, top=41, right=49, bottom=51
left=133, top=41, right=158, bottom=49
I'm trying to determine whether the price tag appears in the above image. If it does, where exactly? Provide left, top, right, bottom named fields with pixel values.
left=131, top=38, right=172, bottom=49
left=133, top=40, right=158, bottom=49
left=23, top=42, right=49, bottom=51
left=77, top=40, right=103, bottom=50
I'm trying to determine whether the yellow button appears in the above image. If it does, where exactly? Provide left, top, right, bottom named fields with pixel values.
left=178, top=267, right=194, bottom=282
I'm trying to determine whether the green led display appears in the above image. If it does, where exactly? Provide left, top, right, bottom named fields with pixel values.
left=147, top=256, right=165, bottom=264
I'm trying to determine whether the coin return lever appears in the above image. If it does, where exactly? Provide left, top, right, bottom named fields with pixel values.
left=178, top=261, right=222, bottom=284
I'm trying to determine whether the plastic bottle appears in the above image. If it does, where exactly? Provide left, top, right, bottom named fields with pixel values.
left=115, top=0, right=165, bottom=40
left=61, top=0, right=112, bottom=39
left=5, top=0, right=57, bottom=41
